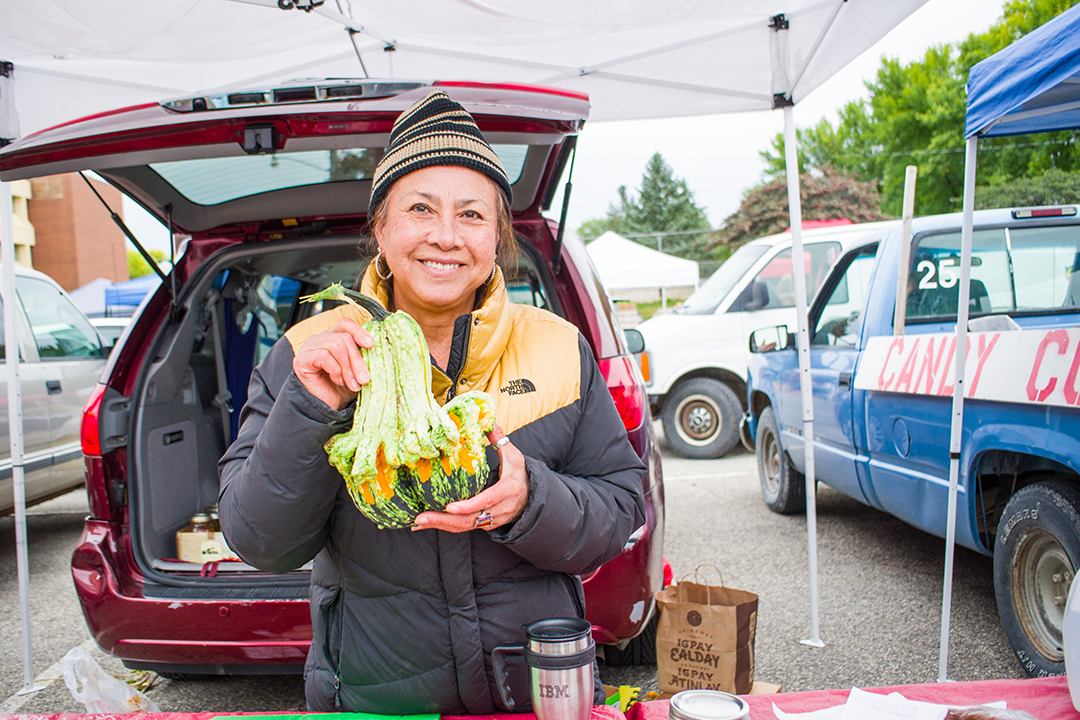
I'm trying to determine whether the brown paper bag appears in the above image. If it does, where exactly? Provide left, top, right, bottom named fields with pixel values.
left=654, top=567, right=758, bottom=695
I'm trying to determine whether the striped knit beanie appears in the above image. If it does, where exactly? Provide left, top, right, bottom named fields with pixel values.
left=370, top=90, right=512, bottom=210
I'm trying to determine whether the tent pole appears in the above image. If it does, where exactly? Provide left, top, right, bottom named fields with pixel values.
left=2, top=181, right=39, bottom=693
left=784, top=105, right=823, bottom=648
left=938, top=136, right=978, bottom=682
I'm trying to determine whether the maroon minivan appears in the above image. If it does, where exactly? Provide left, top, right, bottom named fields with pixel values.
left=0, top=81, right=665, bottom=676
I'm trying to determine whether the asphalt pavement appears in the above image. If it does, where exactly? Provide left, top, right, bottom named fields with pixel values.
left=0, top=422, right=1022, bottom=714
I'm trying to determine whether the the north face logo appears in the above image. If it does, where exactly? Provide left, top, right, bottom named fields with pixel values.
left=501, top=378, right=536, bottom=396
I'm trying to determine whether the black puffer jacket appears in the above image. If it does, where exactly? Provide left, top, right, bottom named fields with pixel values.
left=219, top=268, right=647, bottom=713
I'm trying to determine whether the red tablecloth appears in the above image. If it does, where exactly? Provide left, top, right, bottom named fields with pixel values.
left=625, top=677, right=1077, bottom=720
left=1, top=703, right=626, bottom=720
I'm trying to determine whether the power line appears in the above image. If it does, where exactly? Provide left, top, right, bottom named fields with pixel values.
left=821, top=136, right=1078, bottom=161
left=580, top=227, right=718, bottom=242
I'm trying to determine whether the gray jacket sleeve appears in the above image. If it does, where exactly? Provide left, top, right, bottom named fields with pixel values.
left=218, top=339, right=353, bottom=573
left=492, top=336, right=647, bottom=576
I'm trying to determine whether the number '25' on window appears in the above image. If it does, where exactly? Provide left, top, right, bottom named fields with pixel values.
left=905, top=226, right=1080, bottom=321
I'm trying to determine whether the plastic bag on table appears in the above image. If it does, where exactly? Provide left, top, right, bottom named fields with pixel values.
left=62, top=646, right=161, bottom=713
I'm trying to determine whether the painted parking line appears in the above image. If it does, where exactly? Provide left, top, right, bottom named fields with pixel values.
left=0, top=638, right=98, bottom=714
left=666, top=471, right=753, bottom=480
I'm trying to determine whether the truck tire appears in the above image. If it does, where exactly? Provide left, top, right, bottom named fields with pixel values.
left=994, top=479, right=1080, bottom=677
left=602, top=612, right=658, bottom=666
left=755, top=406, right=806, bottom=514
left=662, top=378, right=741, bottom=459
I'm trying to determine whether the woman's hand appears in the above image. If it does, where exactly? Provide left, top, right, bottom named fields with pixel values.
left=292, top=318, right=374, bottom=411
left=412, top=424, right=528, bottom=533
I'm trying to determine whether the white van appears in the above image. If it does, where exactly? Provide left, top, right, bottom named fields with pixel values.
left=637, top=221, right=896, bottom=458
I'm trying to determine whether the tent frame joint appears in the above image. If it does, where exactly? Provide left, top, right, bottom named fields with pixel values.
left=275, top=0, right=324, bottom=12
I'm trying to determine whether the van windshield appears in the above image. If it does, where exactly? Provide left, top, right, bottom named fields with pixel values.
left=679, top=244, right=768, bottom=314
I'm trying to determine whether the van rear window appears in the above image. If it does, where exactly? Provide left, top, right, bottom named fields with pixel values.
left=150, top=145, right=529, bottom=206
left=906, top=224, right=1080, bottom=320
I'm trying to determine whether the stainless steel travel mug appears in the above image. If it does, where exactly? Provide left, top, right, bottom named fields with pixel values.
left=492, top=617, right=595, bottom=720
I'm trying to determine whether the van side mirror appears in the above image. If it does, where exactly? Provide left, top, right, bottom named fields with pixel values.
left=749, top=325, right=793, bottom=353
left=624, top=328, right=645, bottom=354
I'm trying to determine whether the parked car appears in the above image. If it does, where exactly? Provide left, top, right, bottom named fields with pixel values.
left=0, top=266, right=107, bottom=515
left=745, top=206, right=1080, bottom=676
left=0, top=80, right=665, bottom=675
left=636, top=220, right=896, bottom=458
left=89, top=316, right=131, bottom=353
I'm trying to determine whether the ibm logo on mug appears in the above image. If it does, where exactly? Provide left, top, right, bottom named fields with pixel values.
left=539, top=684, right=571, bottom=698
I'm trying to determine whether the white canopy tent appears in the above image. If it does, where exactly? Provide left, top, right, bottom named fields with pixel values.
left=586, top=231, right=699, bottom=307
left=3, top=1, right=928, bottom=133
left=0, top=0, right=931, bottom=690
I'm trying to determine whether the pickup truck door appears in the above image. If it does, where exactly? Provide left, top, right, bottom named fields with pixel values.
left=801, top=244, right=879, bottom=504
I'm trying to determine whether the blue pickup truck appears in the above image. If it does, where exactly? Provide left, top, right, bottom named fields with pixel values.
left=745, top=206, right=1080, bottom=677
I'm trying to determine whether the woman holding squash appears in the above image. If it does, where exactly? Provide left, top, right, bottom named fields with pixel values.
left=218, top=90, right=647, bottom=714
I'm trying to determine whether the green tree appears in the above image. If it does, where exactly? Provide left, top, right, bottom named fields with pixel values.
left=129, top=248, right=167, bottom=279
left=329, top=148, right=380, bottom=181
left=713, top=170, right=885, bottom=250
left=760, top=0, right=1080, bottom=216
left=975, top=168, right=1080, bottom=208
left=578, top=152, right=712, bottom=259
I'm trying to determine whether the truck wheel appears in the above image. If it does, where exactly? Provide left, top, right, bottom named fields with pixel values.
left=602, top=612, right=658, bottom=666
left=755, top=406, right=806, bottom=514
left=662, top=378, right=741, bottom=459
left=994, top=479, right=1080, bottom=677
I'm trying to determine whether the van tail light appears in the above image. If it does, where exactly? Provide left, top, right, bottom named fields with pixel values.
left=82, top=384, right=118, bottom=521
left=598, top=355, right=647, bottom=432
left=82, top=384, right=106, bottom=456
left=638, top=351, right=651, bottom=384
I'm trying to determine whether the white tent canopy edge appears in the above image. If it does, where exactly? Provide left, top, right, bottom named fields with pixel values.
left=1, top=1, right=929, bottom=133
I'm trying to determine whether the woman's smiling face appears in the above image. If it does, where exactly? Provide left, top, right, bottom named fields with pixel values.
left=376, top=164, right=500, bottom=321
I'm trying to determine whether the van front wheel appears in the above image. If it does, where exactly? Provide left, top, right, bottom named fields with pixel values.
left=662, top=378, right=741, bottom=459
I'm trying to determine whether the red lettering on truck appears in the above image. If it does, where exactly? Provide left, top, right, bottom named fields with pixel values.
left=894, top=338, right=920, bottom=394
left=1064, top=339, right=1080, bottom=405
left=878, top=338, right=903, bottom=391
left=1026, top=330, right=1069, bottom=403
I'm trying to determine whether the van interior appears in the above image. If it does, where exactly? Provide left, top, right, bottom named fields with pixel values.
left=129, top=235, right=555, bottom=579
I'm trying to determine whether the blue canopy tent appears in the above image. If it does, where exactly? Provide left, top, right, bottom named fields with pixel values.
left=936, top=3, right=1080, bottom=681
left=104, top=274, right=161, bottom=317
left=965, top=4, right=1080, bottom=139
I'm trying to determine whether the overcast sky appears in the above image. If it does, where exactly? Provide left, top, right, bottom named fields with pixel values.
left=123, top=0, right=1008, bottom=254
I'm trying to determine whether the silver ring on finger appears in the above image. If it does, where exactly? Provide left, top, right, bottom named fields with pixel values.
left=474, top=511, right=494, bottom=529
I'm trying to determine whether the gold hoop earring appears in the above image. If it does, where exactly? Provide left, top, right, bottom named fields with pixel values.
left=374, top=250, right=393, bottom=280
left=488, top=255, right=498, bottom=284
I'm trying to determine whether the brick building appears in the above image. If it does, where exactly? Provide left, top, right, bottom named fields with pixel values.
left=23, top=173, right=129, bottom=291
